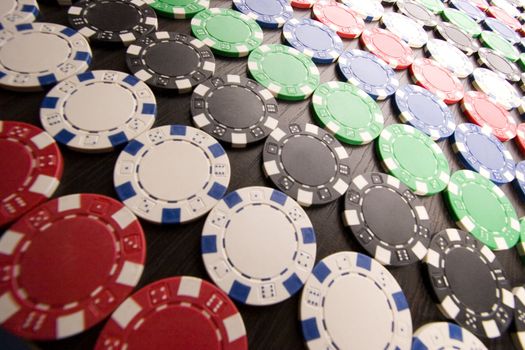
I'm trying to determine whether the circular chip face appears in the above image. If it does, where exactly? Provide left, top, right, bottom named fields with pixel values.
left=337, top=49, right=399, bottom=100
left=340, top=0, right=384, bottom=21
left=513, top=286, right=525, bottom=350
left=377, top=123, right=451, bottom=195
left=472, top=67, right=521, bottom=109
left=312, top=0, right=365, bottom=39
left=149, top=0, right=209, bottom=18
left=380, top=12, right=428, bottom=48
left=191, top=8, right=263, bottom=58
left=232, top=0, right=293, bottom=28
left=0, top=0, right=39, bottom=28
left=394, top=84, right=456, bottom=140
left=483, top=17, right=521, bottom=44
left=452, top=123, right=516, bottom=184
left=410, top=57, right=464, bottom=104
left=95, top=276, right=247, bottom=350
left=263, top=123, right=352, bottom=206
left=487, top=5, right=521, bottom=30
left=300, top=251, right=412, bottom=350
left=114, top=125, right=231, bottom=224
left=491, top=0, right=521, bottom=17
left=435, top=22, right=480, bottom=55
left=0, top=22, right=92, bottom=91
left=202, top=186, right=317, bottom=305
left=424, top=228, right=514, bottom=338
left=514, top=161, right=525, bottom=200
left=0, top=121, right=63, bottom=227
left=477, top=47, right=521, bottom=82
left=0, top=193, right=146, bottom=340
left=445, top=170, right=520, bottom=250
left=360, top=27, right=414, bottom=69
left=343, top=172, right=431, bottom=266
left=68, top=0, right=158, bottom=45
left=40, top=70, right=157, bottom=153
left=414, top=0, right=445, bottom=14
left=424, top=39, right=474, bottom=78
left=412, top=322, right=488, bottom=350
left=282, top=18, right=343, bottom=64
left=126, top=31, right=215, bottom=92
left=291, top=0, right=316, bottom=8
left=247, top=44, right=320, bottom=101
left=396, top=0, right=438, bottom=27
left=480, top=30, right=520, bottom=61
left=461, top=91, right=517, bottom=141
left=449, top=0, right=487, bottom=22
left=517, top=123, right=525, bottom=154
left=191, top=75, right=279, bottom=147
left=441, top=8, right=482, bottom=37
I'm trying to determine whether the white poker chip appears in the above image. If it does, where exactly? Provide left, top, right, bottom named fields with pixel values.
left=412, top=322, right=488, bottom=350
left=472, top=67, right=521, bottom=110
left=425, top=39, right=473, bottom=78
left=114, top=125, right=231, bottom=224
left=341, top=0, right=385, bottom=21
left=0, top=0, right=39, bottom=28
left=201, top=186, right=316, bottom=306
left=381, top=12, right=428, bottom=48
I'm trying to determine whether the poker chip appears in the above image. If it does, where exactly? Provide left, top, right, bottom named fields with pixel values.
left=513, top=286, right=525, bottom=349
left=312, top=0, right=365, bottom=39
left=126, top=31, right=215, bottom=92
left=232, top=0, right=293, bottom=29
left=68, top=0, right=158, bottom=45
left=487, top=5, right=521, bottom=30
left=282, top=18, right=343, bottom=64
left=412, top=322, right=488, bottom=350
left=396, top=0, right=438, bottom=28
left=424, top=228, right=514, bottom=338
left=469, top=0, right=491, bottom=11
left=514, top=161, right=525, bottom=200
left=0, top=0, right=39, bottom=28
left=519, top=97, right=525, bottom=117
left=435, top=22, right=480, bottom=55
left=263, top=123, right=351, bottom=206
left=0, top=121, right=63, bottom=227
left=452, top=123, right=516, bottom=184
left=424, top=39, right=474, bottom=78
left=300, top=251, right=412, bottom=349
left=410, top=57, right=464, bottom=104
left=380, top=12, right=428, bottom=48
left=480, top=30, right=520, bottom=61
left=441, top=8, right=482, bottom=37
left=149, top=0, right=208, bottom=18
left=40, top=70, right=157, bottom=153
left=202, top=186, right=317, bottom=305
left=483, top=17, right=521, bottom=44
left=191, top=75, right=279, bottom=147
left=461, top=91, right=518, bottom=141
left=0, top=22, right=91, bottom=91
left=519, top=53, right=525, bottom=69
left=291, top=0, right=316, bottom=8
left=340, top=0, right=384, bottom=21
left=445, top=169, right=520, bottom=250
left=414, top=0, right=445, bottom=14
left=337, top=49, right=399, bottom=100
left=95, top=276, right=247, bottom=350
left=517, top=123, right=525, bottom=154
left=394, top=84, right=456, bottom=140
left=191, top=8, right=263, bottom=58
left=471, top=67, right=521, bottom=109
left=491, top=0, right=521, bottom=17
left=343, top=172, right=431, bottom=266
left=377, top=124, right=451, bottom=195
left=360, top=27, right=414, bottom=69
left=477, top=47, right=521, bottom=82
left=247, top=44, right=320, bottom=101
left=0, top=193, right=146, bottom=340
left=312, top=81, right=384, bottom=145
left=114, top=125, right=230, bottom=224
left=449, top=0, right=487, bottom=22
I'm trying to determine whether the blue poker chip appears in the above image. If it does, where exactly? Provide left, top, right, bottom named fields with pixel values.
left=337, top=49, right=399, bottom=100
left=483, top=17, right=521, bottom=44
left=282, top=18, right=343, bottom=64
left=449, top=0, right=486, bottom=22
left=232, top=0, right=293, bottom=29
left=514, top=160, right=525, bottom=199
left=452, top=123, right=516, bottom=184
left=394, top=84, right=456, bottom=140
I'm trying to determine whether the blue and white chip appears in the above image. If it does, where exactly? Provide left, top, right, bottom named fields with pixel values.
left=483, top=17, right=521, bottom=44
left=412, top=322, right=488, bottom=350
left=232, top=0, right=293, bottom=28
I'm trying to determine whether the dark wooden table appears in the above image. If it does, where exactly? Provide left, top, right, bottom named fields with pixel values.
left=2, top=1, right=524, bottom=349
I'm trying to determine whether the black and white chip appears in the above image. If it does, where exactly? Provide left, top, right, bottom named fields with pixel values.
left=435, top=22, right=480, bottom=55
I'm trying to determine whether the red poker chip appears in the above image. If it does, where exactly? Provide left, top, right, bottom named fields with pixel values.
left=470, top=0, right=490, bottom=11
left=312, top=0, right=365, bottom=39
left=461, top=91, right=518, bottom=141
left=516, top=123, right=525, bottom=154
left=0, top=194, right=146, bottom=340
left=410, top=58, right=464, bottom=104
left=360, top=27, right=414, bottom=69
left=95, top=276, right=248, bottom=350
left=291, top=0, right=316, bottom=8
left=0, top=121, right=63, bottom=227
left=487, top=6, right=521, bottom=30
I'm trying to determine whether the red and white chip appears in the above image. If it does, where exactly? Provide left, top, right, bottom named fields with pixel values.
left=360, top=27, right=414, bottom=69
left=410, top=58, right=464, bottom=104
left=487, top=6, right=521, bottom=30
left=516, top=123, right=525, bottom=154
left=291, top=0, right=316, bottom=8
left=470, top=0, right=490, bottom=11
left=313, top=0, right=365, bottom=39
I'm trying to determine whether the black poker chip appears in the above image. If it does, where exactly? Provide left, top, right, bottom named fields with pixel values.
left=513, top=286, right=525, bottom=350
left=477, top=47, right=521, bottom=82
left=396, top=0, right=438, bottom=28
left=435, top=22, right=480, bottom=56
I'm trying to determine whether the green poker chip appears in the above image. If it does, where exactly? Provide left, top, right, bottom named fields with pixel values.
left=248, top=44, right=320, bottom=101
left=480, top=30, right=520, bottom=62
left=150, top=0, right=209, bottom=19
left=312, top=81, right=384, bottom=145
left=518, top=217, right=525, bottom=263
left=441, top=8, right=481, bottom=37
left=445, top=170, right=520, bottom=250
left=415, top=0, right=445, bottom=13
left=519, top=53, right=525, bottom=71
left=376, top=124, right=451, bottom=195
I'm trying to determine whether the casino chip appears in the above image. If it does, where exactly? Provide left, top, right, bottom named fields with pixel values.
left=0, top=193, right=146, bottom=340
left=414, top=0, right=445, bottom=14
left=191, top=75, right=279, bottom=147
left=312, top=0, right=365, bottom=39
left=40, top=70, right=157, bottom=153
left=470, top=0, right=491, bottom=11
left=0, top=0, right=38, bottom=28
left=412, top=322, right=488, bottom=350
left=424, top=39, right=474, bottom=78
left=95, top=276, right=247, bottom=350
left=68, top=0, right=158, bottom=45
left=514, top=161, right=525, bottom=200
left=340, top=0, right=384, bottom=22
left=0, top=22, right=91, bottom=91
left=126, top=32, right=214, bottom=92
left=282, top=18, right=343, bottom=64
left=114, top=125, right=230, bottom=224
left=202, top=186, right=317, bottom=305
left=380, top=12, right=428, bottom=48
left=483, top=17, right=521, bottom=44
left=263, top=123, right=351, bottom=206
left=445, top=170, right=520, bottom=250
left=452, top=123, right=516, bottom=184
left=394, top=84, right=456, bottom=140
left=449, top=0, right=487, bottom=22
left=487, top=5, right=521, bottom=30
left=0, top=121, right=62, bottom=227
left=291, top=0, right=316, bottom=8
left=472, top=67, right=521, bottom=109
left=410, top=58, right=464, bottom=104
left=480, top=30, right=520, bottom=61
left=360, top=27, right=414, bottom=69
left=396, top=0, right=438, bottom=28
left=441, top=8, right=482, bottom=37
left=435, top=22, right=480, bottom=55
left=461, top=91, right=517, bottom=141
left=513, top=286, right=525, bottom=350
left=491, top=0, right=521, bottom=17
left=424, top=228, right=514, bottom=338
left=247, top=44, right=320, bottom=101
left=232, top=0, right=293, bottom=29
left=517, top=123, right=525, bottom=154
left=337, top=49, right=399, bottom=100
left=343, top=172, right=431, bottom=266
left=149, top=0, right=208, bottom=18
left=477, top=47, right=521, bottom=82
left=300, top=251, right=412, bottom=349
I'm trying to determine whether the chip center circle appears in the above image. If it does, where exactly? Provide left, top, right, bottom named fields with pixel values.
left=406, top=93, right=444, bottom=126
left=351, top=57, right=387, bottom=86
left=465, top=132, right=506, bottom=170
left=85, top=2, right=140, bottom=32
left=245, top=0, right=282, bottom=15
left=327, top=90, right=375, bottom=129
left=392, top=136, right=438, bottom=178
left=324, top=6, right=356, bottom=26
left=295, top=25, right=332, bottom=51
left=372, top=33, right=405, bottom=58
left=486, top=52, right=513, bottom=74
left=422, top=65, right=456, bottom=91
left=0, top=139, right=32, bottom=199
left=461, top=181, right=507, bottom=231
left=205, top=15, right=251, bottom=44
left=262, top=52, right=308, bottom=87
left=0, top=0, right=17, bottom=16
left=144, top=41, right=200, bottom=77
left=474, top=98, right=506, bottom=128
left=207, top=86, right=263, bottom=129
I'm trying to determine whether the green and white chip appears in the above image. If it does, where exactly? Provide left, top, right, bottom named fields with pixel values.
left=150, top=0, right=209, bottom=19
